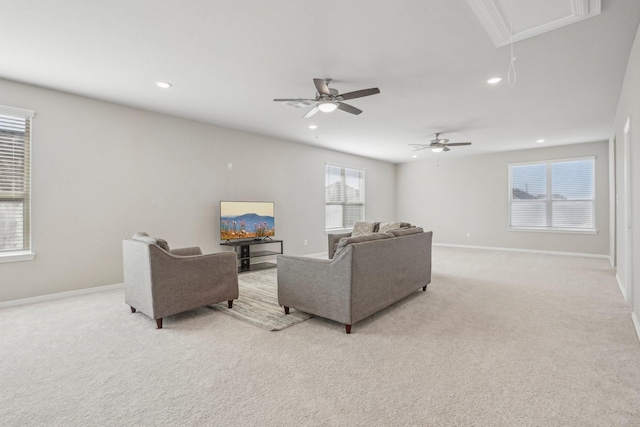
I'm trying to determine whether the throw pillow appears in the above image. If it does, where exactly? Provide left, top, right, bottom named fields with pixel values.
left=333, top=237, right=351, bottom=258
left=351, top=221, right=375, bottom=237
left=155, top=238, right=170, bottom=252
left=378, top=221, right=402, bottom=233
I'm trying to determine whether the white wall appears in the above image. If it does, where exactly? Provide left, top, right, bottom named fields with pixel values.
left=611, top=20, right=640, bottom=338
left=396, top=141, right=610, bottom=255
left=0, top=78, right=396, bottom=302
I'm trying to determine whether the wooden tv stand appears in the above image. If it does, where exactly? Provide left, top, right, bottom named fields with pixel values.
left=220, top=239, right=283, bottom=273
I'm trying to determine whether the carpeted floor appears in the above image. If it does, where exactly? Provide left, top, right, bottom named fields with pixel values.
left=209, top=268, right=312, bottom=331
left=1, top=247, right=640, bottom=426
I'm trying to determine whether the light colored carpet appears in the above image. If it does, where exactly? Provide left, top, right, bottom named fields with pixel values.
left=1, top=247, right=640, bottom=426
left=209, top=268, right=312, bottom=331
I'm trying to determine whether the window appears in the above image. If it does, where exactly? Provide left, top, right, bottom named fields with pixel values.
left=0, top=105, right=34, bottom=256
left=325, top=163, right=365, bottom=230
left=509, top=157, right=595, bottom=232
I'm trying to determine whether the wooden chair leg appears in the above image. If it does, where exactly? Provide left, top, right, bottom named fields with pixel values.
left=156, top=318, right=163, bottom=329
left=423, top=285, right=427, bottom=291
left=283, top=306, right=290, bottom=315
left=345, top=324, right=352, bottom=334
left=228, top=300, right=233, bottom=309
left=130, top=306, right=136, bottom=313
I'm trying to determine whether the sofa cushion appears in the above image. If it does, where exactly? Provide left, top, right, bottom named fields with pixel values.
left=334, top=232, right=393, bottom=258
left=379, top=221, right=403, bottom=233
left=352, top=221, right=375, bottom=237
left=388, top=227, right=424, bottom=237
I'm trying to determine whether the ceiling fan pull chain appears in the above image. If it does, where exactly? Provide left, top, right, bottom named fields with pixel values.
left=508, top=54, right=517, bottom=87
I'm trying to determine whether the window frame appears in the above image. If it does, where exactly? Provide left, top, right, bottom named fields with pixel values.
left=508, top=156, right=596, bottom=234
left=325, top=162, right=366, bottom=231
left=0, top=105, right=35, bottom=263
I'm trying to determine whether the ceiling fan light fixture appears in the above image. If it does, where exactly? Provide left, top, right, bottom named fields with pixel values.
left=431, top=147, right=444, bottom=153
left=317, top=101, right=338, bottom=113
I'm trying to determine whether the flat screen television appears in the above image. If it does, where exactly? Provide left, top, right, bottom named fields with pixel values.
left=220, top=201, right=275, bottom=241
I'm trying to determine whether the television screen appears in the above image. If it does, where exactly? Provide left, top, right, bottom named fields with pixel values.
left=220, top=201, right=275, bottom=241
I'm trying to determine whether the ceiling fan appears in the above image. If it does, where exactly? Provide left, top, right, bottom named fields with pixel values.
left=409, top=133, right=472, bottom=153
left=274, top=78, right=380, bottom=118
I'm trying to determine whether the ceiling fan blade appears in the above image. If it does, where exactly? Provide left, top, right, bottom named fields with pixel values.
left=303, top=107, right=319, bottom=118
left=443, top=146, right=450, bottom=152
left=411, top=146, right=429, bottom=151
left=339, top=88, right=380, bottom=101
left=313, top=79, right=331, bottom=96
left=273, top=98, right=314, bottom=102
left=446, top=142, right=472, bottom=146
left=337, top=102, right=362, bottom=115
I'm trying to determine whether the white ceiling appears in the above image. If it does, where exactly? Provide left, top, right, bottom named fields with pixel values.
left=1, top=0, right=639, bottom=164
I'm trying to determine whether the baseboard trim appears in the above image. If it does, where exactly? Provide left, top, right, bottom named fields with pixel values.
left=615, top=273, right=628, bottom=301
left=0, top=283, right=125, bottom=309
left=433, top=243, right=610, bottom=260
left=632, top=311, right=640, bottom=344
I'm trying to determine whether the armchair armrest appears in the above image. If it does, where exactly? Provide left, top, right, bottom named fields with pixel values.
left=149, top=248, right=239, bottom=316
left=170, top=246, right=202, bottom=256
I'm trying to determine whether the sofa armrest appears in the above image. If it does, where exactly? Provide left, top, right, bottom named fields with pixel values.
left=170, top=246, right=203, bottom=256
left=328, top=232, right=352, bottom=259
left=277, top=252, right=354, bottom=324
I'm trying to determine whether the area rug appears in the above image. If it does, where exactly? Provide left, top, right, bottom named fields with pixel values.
left=209, top=268, right=312, bottom=331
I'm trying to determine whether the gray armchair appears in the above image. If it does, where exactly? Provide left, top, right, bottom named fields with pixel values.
left=123, top=232, right=239, bottom=328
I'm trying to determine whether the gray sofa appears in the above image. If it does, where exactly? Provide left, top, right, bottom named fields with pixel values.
left=278, top=227, right=432, bottom=333
left=123, top=232, right=239, bottom=329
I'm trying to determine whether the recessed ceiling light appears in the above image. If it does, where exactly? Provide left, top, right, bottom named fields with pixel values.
left=308, top=125, right=318, bottom=129
left=155, top=81, right=172, bottom=89
left=486, top=77, right=503, bottom=84
left=412, top=155, right=418, bottom=158
left=536, top=139, right=545, bottom=143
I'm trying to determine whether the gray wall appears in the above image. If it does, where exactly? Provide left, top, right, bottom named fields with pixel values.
left=0, top=78, right=396, bottom=302
left=395, top=141, right=610, bottom=255
left=611, top=20, right=640, bottom=332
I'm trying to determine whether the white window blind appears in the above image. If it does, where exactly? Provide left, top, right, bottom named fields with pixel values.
left=0, top=105, right=34, bottom=253
left=325, top=163, right=365, bottom=230
left=509, top=157, right=595, bottom=232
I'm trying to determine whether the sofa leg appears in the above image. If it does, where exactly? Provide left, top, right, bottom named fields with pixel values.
left=156, top=318, right=163, bottom=329
left=228, top=300, right=233, bottom=309
left=345, top=324, right=352, bottom=334
left=130, top=306, right=136, bottom=313
left=423, top=285, right=427, bottom=292
left=283, top=306, right=290, bottom=315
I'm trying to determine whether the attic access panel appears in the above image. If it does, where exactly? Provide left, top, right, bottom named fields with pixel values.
left=467, top=0, right=601, bottom=47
